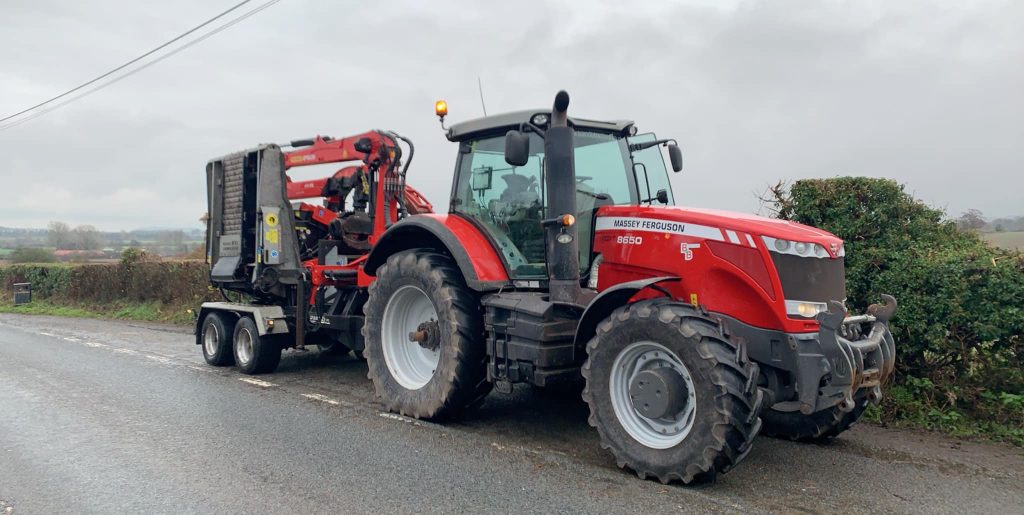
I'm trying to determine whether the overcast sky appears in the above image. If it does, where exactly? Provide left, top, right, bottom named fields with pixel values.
left=1, top=0, right=1021, bottom=231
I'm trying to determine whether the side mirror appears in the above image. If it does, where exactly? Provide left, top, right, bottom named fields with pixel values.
left=668, top=143, right=683, bottom=172
left=504, top=130, right=530, bottom=167
left=656, top=189, right=669, bottom=204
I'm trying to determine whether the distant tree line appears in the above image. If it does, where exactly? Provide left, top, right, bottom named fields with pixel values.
left=47, top=221, right=102, bottom=250
left=955, top=210, right=1024, bottom=233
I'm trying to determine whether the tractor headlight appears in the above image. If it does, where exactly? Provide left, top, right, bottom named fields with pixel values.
left=785, top=300, right=828, bottom=318
left=763, top=236, right=844, bottom=258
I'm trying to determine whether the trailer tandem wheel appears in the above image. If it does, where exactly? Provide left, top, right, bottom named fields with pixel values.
left=232, top=316, right=282, bottom=375
left=201, top=312, right=235, bottom=367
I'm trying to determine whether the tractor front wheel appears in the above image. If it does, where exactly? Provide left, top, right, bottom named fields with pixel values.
left=582, top=299, right=763, bottom=484
left=363, top=251, right=491, bottom=419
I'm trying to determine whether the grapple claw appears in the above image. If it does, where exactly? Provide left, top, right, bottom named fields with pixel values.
left=816, top=300, right=848, bottom=330
left=867, top=294, right=897, bottom=323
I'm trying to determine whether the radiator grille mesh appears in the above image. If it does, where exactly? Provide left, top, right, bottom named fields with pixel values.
left=221, top=153, right=245, bottom=238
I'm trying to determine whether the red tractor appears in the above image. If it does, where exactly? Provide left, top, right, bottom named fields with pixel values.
left=196, top=91, right=897, bottom=483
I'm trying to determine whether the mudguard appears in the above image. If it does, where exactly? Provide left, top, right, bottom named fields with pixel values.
left=573, top=276, right=680, bottom=350
left=364, top=214, right=509, bottom=291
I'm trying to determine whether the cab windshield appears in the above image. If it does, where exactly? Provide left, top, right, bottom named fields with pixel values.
left=452, top=130, right=674, bottom=278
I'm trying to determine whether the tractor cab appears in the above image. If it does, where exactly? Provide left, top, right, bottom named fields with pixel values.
left=444, top=110, right=682, bottom=280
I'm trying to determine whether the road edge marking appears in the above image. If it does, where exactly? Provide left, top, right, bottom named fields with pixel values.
left=302, top=393, right=344, bottom=406
left=239, top=377, right=277, bottom=388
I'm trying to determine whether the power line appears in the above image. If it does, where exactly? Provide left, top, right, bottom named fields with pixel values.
left=0, top=0, right=280, bottom=132
left=0, top=0, right=254, bottom=124
left=477, top=76, right=488, bottom=116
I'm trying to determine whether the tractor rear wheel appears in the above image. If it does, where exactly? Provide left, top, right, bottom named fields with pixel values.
left=582, top=299, right=763, bottom=484
left=232, top=316, right=282, bottom=375
left=761, top=397, right=868, bottom=442
left=363, top=250, right=491, bottom=419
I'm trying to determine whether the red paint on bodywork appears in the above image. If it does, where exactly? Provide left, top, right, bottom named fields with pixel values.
left=592, top=205, right=843, bottom=333
left=420, top=213, right=510, bottom=283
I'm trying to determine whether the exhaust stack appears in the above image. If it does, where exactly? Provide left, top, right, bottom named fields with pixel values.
left=544, top=91, right=581, bottom=304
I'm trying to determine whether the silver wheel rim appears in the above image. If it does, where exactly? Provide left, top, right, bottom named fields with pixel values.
left=381, top=285, right=440, bottom=390
left=236, top=326, right=254, bottom=365
left=203, top=323, right=219, bottom=356
left=610, top=341, right=697, bottom=449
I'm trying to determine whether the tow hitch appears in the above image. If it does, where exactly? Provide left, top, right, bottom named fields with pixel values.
left=809, top=294, right=898, bottom=414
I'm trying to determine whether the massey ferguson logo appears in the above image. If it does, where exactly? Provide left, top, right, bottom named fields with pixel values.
left=830, top=243, right=839, bottom=254
left=611, top=218, right=686, bottom=233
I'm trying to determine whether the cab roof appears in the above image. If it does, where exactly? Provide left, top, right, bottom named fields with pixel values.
left=445, top=109, right=635, bottom=142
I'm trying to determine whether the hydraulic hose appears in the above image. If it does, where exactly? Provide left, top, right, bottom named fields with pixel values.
left=390, top=131, right=415, bottom=219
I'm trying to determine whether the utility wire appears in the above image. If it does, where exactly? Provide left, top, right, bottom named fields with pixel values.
left=0, top=0, right=253, bottom=124
left=477, top=76, right=488, bottom=116
left=0, top=0, right=280, bottom=131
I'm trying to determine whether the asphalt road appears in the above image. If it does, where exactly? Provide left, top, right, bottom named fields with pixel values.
left=1, top=314, right=1021, bottom=514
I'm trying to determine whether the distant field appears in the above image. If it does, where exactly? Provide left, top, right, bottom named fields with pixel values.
left=0, top=248, right=12, bottom=257
left=982, top=231, right=1024, bottom=251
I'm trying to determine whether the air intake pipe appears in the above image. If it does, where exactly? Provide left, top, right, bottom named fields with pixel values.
left=543, top=91, right=581, bottom=304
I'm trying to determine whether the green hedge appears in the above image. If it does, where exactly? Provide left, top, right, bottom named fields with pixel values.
left=0, top=256, right=217, bottom=322
left=770, top=177, right=1023, bottom=444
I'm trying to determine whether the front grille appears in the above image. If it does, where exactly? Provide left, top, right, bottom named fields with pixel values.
left=770, top=252, right=846, bottom=303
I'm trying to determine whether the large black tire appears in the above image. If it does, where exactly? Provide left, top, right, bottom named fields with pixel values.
left=363, top=250, right=491, bottom=419
left=232, top=316, right=282, bottom=375
left=200, top=312, right=235, bottom=366
left=761, top=397, right=868, bottom=442
left=582, top=299, right=763, bottom=484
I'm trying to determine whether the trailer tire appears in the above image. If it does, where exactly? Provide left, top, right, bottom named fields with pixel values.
left=761, top=397, right=868, bottom=442
left=363, top=250, right=491, bottom=419
left=233, top=316, right=282, bottom=374
left=201, top=312, right=235, bottom=366
left=582, top=299, right=763, bottom=484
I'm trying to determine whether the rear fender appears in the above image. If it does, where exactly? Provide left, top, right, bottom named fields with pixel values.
left=574, top=277, right=679, bottom=351
left=363, top=214, right=509, bottom=292
left=194, top=302, right=290, bottom=343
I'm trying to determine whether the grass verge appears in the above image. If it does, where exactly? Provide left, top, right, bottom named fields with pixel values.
left=0, top=299, right=195, bottom=325
left=863, top=377, right=1024, bottom=447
